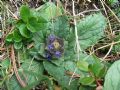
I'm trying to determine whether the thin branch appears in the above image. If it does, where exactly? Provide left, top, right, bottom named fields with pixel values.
left=68, top=0, right=81, bottom=85
left=76, top=9, right=100, bottom=16
left=0, top=0, right=18, bottom=20
left=102, top=41, right=114, bottom=60
left=68, top=68, right=77, bottom=85
left=103, top=1, right=120, bottom=23
left=83, top=40, right=120, bottom=62
left=100, top=0, right=113, bottom=35
left=10, top=45, right=26, bottom=87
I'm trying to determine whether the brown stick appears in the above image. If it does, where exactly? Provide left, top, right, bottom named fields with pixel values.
left=65, top=71, right=80, bottom=78
left=10, top=45, right=26, bottom=87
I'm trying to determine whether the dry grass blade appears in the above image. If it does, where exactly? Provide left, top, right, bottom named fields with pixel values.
left=10, top=45, right=26, bottom=87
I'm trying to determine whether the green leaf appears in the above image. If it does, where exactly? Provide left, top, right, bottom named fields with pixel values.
left=88, top=55, right=106, bottom=77
left=64, top=61, right=82, bottom=75
left=8, top=60, right=44, bottom=90
left=77, top=13, right=106, bottom=49
left=32, top=31, right=45, bottom=44
left=27, top=17, right=46, bottom=32
left=77, top=61, right=89, bottom=72
left=43, top=61, right=78, bottom=90
left=97, top=66, right=107, bottom=78
left=89, top=63, right=104, bottom=77
left=79, top=76, right=95, bottom=86
left=104, top=60, right=120, bottom=90
left=64, top=61, right=76, bottom=71
left=6, top=33, right=13, bottom=42
left=38, top=43, right=46, bottom=56
left=13, top=29, right=22, bottom=42
left=1, top=58, right=10, bottom=69
left=37, top=16, right=48, bottom=23
left=23, top=76, right=54, bottom=90
left=51, top=58, right=64, bottom=66
left=20, top=5, right=30, bottom=22
left=52, top=15, right=70, bottom=38
left=108, top=0, right=119, bottom=5
left=112, top=43, right=120, bottom=53
left=18, top=24, right=31, bottom=38
left=79, top=86, right=95, bottom=90
left=14, top=42, right=23, bottom=49
left=37, top=2, right=62, bottom=20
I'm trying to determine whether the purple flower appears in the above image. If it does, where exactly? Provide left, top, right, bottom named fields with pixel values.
left=48, top=44, right=54, bottom=50
left=46, top=53, right=52, bottom=61
left=49, top=34, right=55, bottom=42
left=46, top=34, right=64, bottom=60
left=55, top=51, right=61, bottom=58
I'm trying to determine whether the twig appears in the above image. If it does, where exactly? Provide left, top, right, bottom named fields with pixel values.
left=83, top=40, right=120, bottom=61
left=10, top=45, right=26, bottom=87
left=66, top=71, right=80, bottom=78
left=93, top=3, right=99, bottom=10
left=76, top=9, right=100, bottom=16
left=68, top=0, right=81, bottom=85
left=72, top=1, right=81, bottom=56
left=100, top=0, right=113, bottom=35
left=6, top=6, right=18, bottom=20
left=0, top=0, right=18, bottom=20
left=68, top=68, right=77, bottom=85
left=102, top=41, right=114, bottom=60
left=102, top=1, right=120, bottom=23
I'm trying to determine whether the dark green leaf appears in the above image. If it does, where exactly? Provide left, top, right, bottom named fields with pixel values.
left=108, top=0, right=119, bottom=6
left=13, top=29, right=22, bottom=42
left=97, top=66, right=107, bottom=78
left=89, top=63, right=104, bottom=77
left=79, top=86, right=94, bottom=90
left=14, top=42, right=23, bottom=49
left=88, top=55, right=105, bottom=77
left=6, top=33, right=13, bottom=42
left=20, top=5, right=30, bottom=22
left=37, top=16, right=47, bottom=23
left=79, top=76, right=95, bottom=86
left=18, top=24, right=31, bottom=38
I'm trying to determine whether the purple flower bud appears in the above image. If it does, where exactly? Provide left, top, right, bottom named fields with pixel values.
left=55, top=51, right=61, bottom=58
left=48, top=44, right=54, bottom=50
left=49, top=34, right=55, bottom=42
left=46, top=53, right=52, bottom=61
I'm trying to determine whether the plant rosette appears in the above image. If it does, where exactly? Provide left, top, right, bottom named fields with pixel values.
left=4, top=2, right=108, bottom=90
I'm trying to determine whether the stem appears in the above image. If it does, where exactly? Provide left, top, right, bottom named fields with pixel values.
left=10, top=45, right=26, bottom=87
